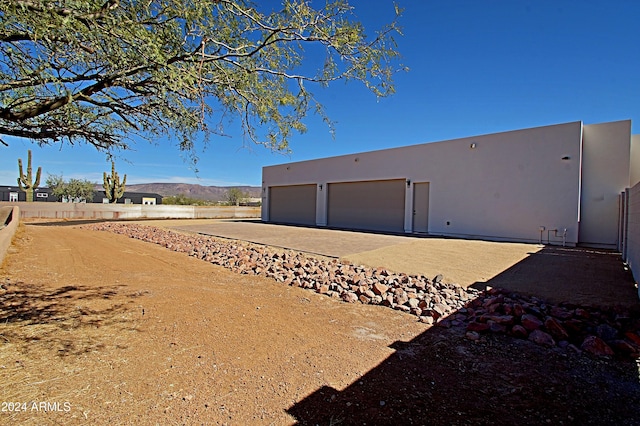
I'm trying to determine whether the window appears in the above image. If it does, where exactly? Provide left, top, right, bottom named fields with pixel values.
left=9, top=192, right=18, bottom=202
left=36, top=192, right=48, bottom=198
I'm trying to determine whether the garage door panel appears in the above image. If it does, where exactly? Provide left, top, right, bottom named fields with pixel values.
left=328, top=179, right=405, bottom=232
left=269, top=185, right=316, bottom=225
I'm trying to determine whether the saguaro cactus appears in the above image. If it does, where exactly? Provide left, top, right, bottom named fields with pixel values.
left=17, top=150, right=42, bottom=202
left=103, top=161, right=127, bottom=203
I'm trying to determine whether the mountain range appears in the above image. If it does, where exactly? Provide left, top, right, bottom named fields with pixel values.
left=124, top=183, right=261, bottom=202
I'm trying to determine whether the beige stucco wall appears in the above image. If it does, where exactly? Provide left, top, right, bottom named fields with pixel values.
left=580, top=120, right=631, bottom=248
left=623, top=183, right=640, bottom=298
left=631, top=134, right=640, bottom=187
left=263, top=121, right=585, bottom=244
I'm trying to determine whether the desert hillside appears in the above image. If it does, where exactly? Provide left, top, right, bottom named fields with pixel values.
left=124, top=183, right=261, bottom=201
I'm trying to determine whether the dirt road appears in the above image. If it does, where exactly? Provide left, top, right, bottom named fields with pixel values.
left=1, top=223, right=639, bottom=425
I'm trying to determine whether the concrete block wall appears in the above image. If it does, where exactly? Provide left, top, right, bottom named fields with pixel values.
left=0, top=202, right=260, bottom=220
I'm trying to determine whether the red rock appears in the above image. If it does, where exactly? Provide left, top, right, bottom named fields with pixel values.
left=511, top=325, right=528, bottom=339
left=467, top=321, right=490, bottom=332
left=487, top=303, right=501, bottom=314
left=503, top=304, right=513, bottom=315
left=359, top=295, right=371, bottom=304
left=420, top=316, right=434, bottom=325
left=544, top=317, right=569, bottom=341
left=624, top=331, right=640, bottom=346
left=528, top=329, right=556, bottom=348
left=376, top=267, right=389, bottom=276
left=563, top=319, right=585, bottom=335
left=433, top=303, right=448, bottom=316
left=488, top=321, right=507, bottom=334
left=574, top=308, right=590, bottom=319
left=482, top=297, right=498, bottom=309
left=581, top=335, right=614, bottom=356
left=341, top=292, right=358, bottom=303
left=513, top=303, right=525, bottom=317
left=318, top=284, right=329, bottom=294
left=465, top=331, right=480, bottom=341
left=521, top=314, right=543, bottom=331
left=372, top=282, right=389, bottom=296
left=480, top=314, right=514, bottom=325
left=394, top=291, right=409, bottom=306
left=609, top=340, right=639, bottom=357
left=550, top=306, right=573, bottom=320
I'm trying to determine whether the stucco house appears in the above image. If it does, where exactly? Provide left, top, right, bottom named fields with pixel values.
left=261, top=120, right=639, bottom=249
left=0, top=186, right=162, bottom=205
left=0, top=186, right=56, bottom=202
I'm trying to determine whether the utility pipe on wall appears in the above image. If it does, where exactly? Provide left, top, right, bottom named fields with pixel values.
left=539, top=226, right=567, bottom=246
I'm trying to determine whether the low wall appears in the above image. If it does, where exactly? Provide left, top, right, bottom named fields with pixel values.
left=0, top=206, right=20, bottom=265
left=0, top=202, right=260, bottom=220
left=623, top=183, right=640, bottom=299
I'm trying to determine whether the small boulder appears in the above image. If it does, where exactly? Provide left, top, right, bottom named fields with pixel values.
left=341, top=292, right=358, bottom=303
left=544, top=317, right=569, bottom=341
left=528, top=329, right=556, bottom=348
left=581, top=335, right=614, bottom=357
left=521, top=314, right=543, bottom=331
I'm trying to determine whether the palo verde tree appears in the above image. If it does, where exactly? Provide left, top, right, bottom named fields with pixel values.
left=17, top=149, right=41, bottom=202
left=225, top=187, right=246, bottom=206
left=46, top=174, right=96, bottom=202
left=0, top=1, right=404, bottom=158
left=103, top=161, right=126, bottom=203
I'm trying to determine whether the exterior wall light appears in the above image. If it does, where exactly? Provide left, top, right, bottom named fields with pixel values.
left=318, top=184, right=323, bottom=191
left=407, top=179, right=411, bottom=187
left=470, top=143, right=477, bottom=149
left=561, top=156, right=571, bottom=160
left=354, top=157, right=360, bottom=162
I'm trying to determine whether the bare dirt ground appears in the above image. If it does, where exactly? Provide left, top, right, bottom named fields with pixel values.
left=1, top=221, right=640, bottom=425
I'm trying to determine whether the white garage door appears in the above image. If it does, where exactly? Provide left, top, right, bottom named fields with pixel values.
left=269, top=184, right=317, bottom=225
left=328, top=179, right=405, bottom=232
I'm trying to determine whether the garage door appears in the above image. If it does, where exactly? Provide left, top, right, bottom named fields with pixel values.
left=328, top=179, right=405, bottom=232
left=269, top=184, right=317, bottom=225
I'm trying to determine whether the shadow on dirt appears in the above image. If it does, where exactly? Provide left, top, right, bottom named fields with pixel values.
left=0, top=281, right=143, bottom=356
left=469, top=245, right=639, bottom=308
left=286, top=249, right=640, bottom=425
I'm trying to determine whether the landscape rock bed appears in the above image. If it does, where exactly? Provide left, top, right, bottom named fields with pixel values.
left=85, top=223, right=640, bottom=358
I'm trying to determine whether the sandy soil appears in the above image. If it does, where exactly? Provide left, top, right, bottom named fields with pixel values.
left=1, top=222, right=639, bottom=425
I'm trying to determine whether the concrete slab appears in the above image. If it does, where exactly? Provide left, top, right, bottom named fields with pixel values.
left=168, top=219, right=409, bottom=257
left=164, top=219, right=638, bottom=306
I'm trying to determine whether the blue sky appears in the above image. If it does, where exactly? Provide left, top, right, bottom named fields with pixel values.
left=1, top=0, right=639, bottom=187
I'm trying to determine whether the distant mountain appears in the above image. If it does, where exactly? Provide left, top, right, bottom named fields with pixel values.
left=122, top=183, right=261, bottom=202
